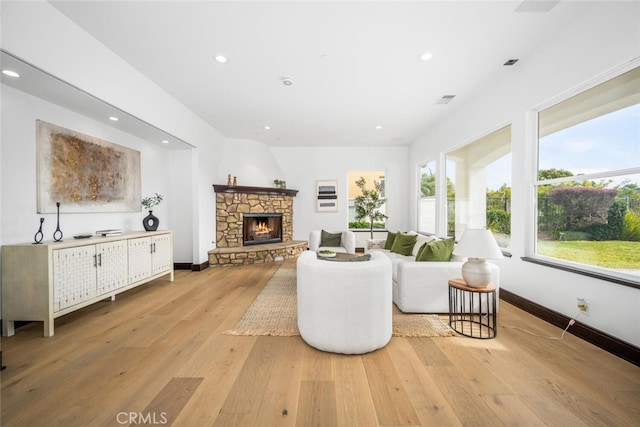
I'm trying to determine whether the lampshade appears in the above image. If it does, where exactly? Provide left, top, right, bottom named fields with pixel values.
left=453, top=229, right=503, bottom=288
left=452, top=229, right=504, bottom=260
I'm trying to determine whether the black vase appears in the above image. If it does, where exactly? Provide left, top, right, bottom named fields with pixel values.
left=143, top=211, right=159, bottom=231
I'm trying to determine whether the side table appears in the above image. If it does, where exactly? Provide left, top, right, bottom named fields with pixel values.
left=448, top=278, right=497, bottom=339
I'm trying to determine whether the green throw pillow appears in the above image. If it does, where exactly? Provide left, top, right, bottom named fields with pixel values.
left=416, top=242, right=428, bottom=259
left=416, top=238, right=455, bottom=262
left=384, top=231, right=398, bottom=250
left=390, top=233, right=418, bottom=256
left=320, top=230, right=342, bottom=247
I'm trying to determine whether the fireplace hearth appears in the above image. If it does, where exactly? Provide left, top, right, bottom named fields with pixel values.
left=243, top=214, right=283, bottom=246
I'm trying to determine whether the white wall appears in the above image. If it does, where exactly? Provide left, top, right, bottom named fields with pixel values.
left=217, top=138, right=285, bottom=188
left=1, top=0, right=226, bottom=266
left=212, top=140, right=409, bottom=252
left=0, top=85, right=173, bottom=240
left=0, top=1, right=221, bottom=151
left=0, top=84, right=182, bottom=317
left=409, top=2, right=640, bottom=346
left=168, top=149, right=193, bottom=263
left=272, top=145, right=409, bottom=249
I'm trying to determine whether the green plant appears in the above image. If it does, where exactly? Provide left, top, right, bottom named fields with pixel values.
left=585, top=199, right=627, bottom=241
left=353, top=177, right=387, bottom=239
left=486, top=208, right=511, bottom=235
left=141, top=193, right=163, bottom=210
left=549, top=186, right=617, bottom=230
left=348, top=221, right=385, bottom=230
left=621, top=210, right=640, bottom=242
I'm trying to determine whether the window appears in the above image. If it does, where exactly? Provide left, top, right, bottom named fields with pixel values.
left=445, top=125, right=512, bottom=248
left=535, top=65, right=640, bottom=282
left=348, top=170, right=387, bottom=231
left=417, top=161, right=436, bottom=234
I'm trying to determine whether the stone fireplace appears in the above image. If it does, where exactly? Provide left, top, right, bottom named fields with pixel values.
left=208, top=185, right=307, bottom=267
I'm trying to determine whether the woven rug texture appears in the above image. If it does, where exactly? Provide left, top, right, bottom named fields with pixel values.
left=224, top=264, right=456, bottom=338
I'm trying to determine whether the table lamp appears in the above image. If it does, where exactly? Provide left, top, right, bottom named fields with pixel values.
left=452, top=228, right=503, bottom=287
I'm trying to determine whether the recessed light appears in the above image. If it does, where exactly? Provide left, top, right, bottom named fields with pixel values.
left=419, top=52, right=433, bottom=61
left=282, top=77, right=293, bottom=86
left=375, top=125, right=383, bottom=130
left=108, top=116, right=119, bottom=122
left=264, top=125, right=271, bottom=130
left=504, top=59, right=519, bottom=66
left=2, top=69, right=20, bottom=78
left=162, top=140, right=169, bottom=144
left=214, top=55, right=228, bottom=64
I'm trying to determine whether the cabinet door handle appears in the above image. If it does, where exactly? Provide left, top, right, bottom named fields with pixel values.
left=98, top=253, right=102, bottom=267
left=93, top=254, right=97, bottom=267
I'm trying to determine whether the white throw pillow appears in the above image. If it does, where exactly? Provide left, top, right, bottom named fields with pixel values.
left=412, top=234, right=436, bottom=257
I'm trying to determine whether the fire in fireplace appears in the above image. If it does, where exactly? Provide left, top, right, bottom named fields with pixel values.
left=243, top=214, right=283, bottom=246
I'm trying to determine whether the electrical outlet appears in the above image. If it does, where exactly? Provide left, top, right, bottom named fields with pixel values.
left=577, top=298, right=588, bottom=313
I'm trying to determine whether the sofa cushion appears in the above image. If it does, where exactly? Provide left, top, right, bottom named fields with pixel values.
left=390, top=233, right=418, bottom=256
left=384, top=231, right=398, bottom=250
left=372, top=249, right=414, bottom=282
left=416, top=238, right=455, bottom=261
left=320, top=230, right=342, bottom=247
left=412, top=234, right=436, bottom=257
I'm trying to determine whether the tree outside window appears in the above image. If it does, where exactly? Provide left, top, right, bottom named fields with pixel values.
left=348, top=171, right=386, bottom=233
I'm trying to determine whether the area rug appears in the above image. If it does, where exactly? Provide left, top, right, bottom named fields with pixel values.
left=223, top=264, right=456, bottom=337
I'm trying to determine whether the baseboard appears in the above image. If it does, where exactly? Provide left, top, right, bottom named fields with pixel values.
left=500, top=288, right=640, bottom=367
left=191, top=261, right=209, bottom=272
left=173, top=262, right=209, bottom=271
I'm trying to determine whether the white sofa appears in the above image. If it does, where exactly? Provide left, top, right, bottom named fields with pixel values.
left=296, top=250, right=392, bottom=354
left=308, top=230, right=356, bottom=254
left=368, top=234, right=499, bottom=313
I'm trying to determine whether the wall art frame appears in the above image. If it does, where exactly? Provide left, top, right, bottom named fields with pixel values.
left=36, top=120, right=141, bottom=213
left=316, top=180, right=338, bottom=212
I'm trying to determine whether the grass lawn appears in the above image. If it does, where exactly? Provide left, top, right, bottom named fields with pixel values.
left=537, top=240, right=640, bottom=269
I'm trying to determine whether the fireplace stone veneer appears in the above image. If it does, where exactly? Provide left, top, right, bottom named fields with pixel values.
left=209, top=185, right=306, bottom=267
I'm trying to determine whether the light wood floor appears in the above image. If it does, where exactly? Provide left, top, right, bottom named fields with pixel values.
left=2, top=260, right=639, bottom=426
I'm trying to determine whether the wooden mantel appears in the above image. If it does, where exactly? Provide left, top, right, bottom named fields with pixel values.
left=213, top=184, right=298, bottom=197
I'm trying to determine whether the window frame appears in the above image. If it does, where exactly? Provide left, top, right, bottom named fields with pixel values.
left=443, top=123, right=512, bottom=248
left=416, top=159, right=437, bottom=235
left=347, top=170, right=388, bottom=232
left=526, top=60, right=640, bottom=288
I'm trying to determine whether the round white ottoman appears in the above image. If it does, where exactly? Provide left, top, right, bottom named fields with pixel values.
left=296, top=250, right=392, bottom=354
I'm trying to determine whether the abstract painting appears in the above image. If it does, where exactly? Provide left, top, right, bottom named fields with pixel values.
left=37, top=120, right=141, bottom=213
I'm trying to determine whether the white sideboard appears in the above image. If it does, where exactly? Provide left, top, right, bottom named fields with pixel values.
left=2, top=230, right=174, bottom=337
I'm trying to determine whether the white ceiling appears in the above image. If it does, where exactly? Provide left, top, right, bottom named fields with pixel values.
left=48, top=0, right=595, bottom=147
